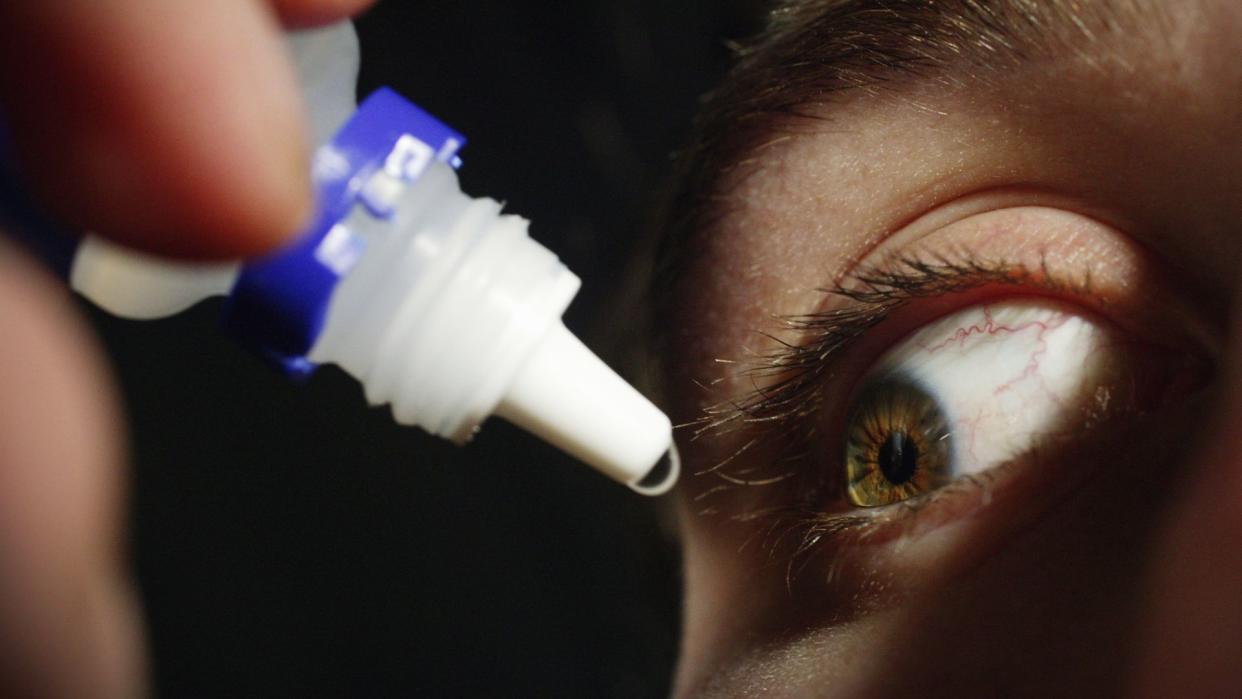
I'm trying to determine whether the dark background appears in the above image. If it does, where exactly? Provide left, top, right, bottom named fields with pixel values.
left=84, top=2, right=761, bottom=696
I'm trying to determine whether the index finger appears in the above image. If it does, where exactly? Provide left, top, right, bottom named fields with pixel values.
left=0, top=0, right=367, bottom=260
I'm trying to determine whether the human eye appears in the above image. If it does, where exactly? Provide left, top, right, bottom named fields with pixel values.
left=694, top=207, right=1214, bottom=546
left=845, top=298, right=1140, bottom=508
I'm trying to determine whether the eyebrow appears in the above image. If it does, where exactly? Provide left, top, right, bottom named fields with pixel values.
left=651, top=0, right=1148, bottom=335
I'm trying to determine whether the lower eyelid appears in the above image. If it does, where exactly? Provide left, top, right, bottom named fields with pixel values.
left=825, top=322, right=1203, bottom=555
left=760, top=404, right=1205, bottom=610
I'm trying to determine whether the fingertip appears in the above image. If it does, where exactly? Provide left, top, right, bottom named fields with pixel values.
left=0, top=242, right=144, bottom=698
left=0, top=1, right=314, bottom=260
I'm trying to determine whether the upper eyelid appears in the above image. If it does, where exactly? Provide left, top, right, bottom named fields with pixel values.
left=831, top=186, right=1133, bottom=288
left=694, top=254, right=1067, bottom=440
left=749, top=199, right=1216, bottom=419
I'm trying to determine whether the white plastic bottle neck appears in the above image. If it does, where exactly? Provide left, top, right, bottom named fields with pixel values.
left=309, top=161, right=580, bottom=443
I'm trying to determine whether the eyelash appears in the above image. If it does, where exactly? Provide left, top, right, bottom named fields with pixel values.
left=687, top=251, right=1092, bottom=558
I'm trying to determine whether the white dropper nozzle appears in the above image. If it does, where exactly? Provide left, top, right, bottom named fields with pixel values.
left=495, top=322, right=678, bottom=494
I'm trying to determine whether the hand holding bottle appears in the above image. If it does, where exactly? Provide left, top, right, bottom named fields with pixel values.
left=0, top=2, right=372, bottom=696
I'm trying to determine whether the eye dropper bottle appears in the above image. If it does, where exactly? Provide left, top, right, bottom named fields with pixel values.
left=5, top=22, right=679, bottom=495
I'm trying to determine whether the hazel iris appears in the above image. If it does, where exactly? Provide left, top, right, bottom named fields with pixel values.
left=844, top=374, right=952, bottom=507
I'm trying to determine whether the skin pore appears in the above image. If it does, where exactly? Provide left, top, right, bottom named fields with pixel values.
left=661, top=1, right=1242, bottom=696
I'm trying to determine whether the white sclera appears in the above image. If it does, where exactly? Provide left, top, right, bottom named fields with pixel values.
left=872, top=299, right=1113, bottom=477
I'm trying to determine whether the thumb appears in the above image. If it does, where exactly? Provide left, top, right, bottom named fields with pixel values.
left=0, top=241, right=145, bottom=698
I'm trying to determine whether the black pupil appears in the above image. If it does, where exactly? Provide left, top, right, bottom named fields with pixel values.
left=878, top=431, right=920, bottom=484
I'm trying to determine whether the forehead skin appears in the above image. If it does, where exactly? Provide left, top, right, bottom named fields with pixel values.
left=668, top=0, right=1242, bottom=694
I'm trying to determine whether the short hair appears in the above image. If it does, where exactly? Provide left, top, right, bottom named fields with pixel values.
left=652, top=0, right=1150, bottom=333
